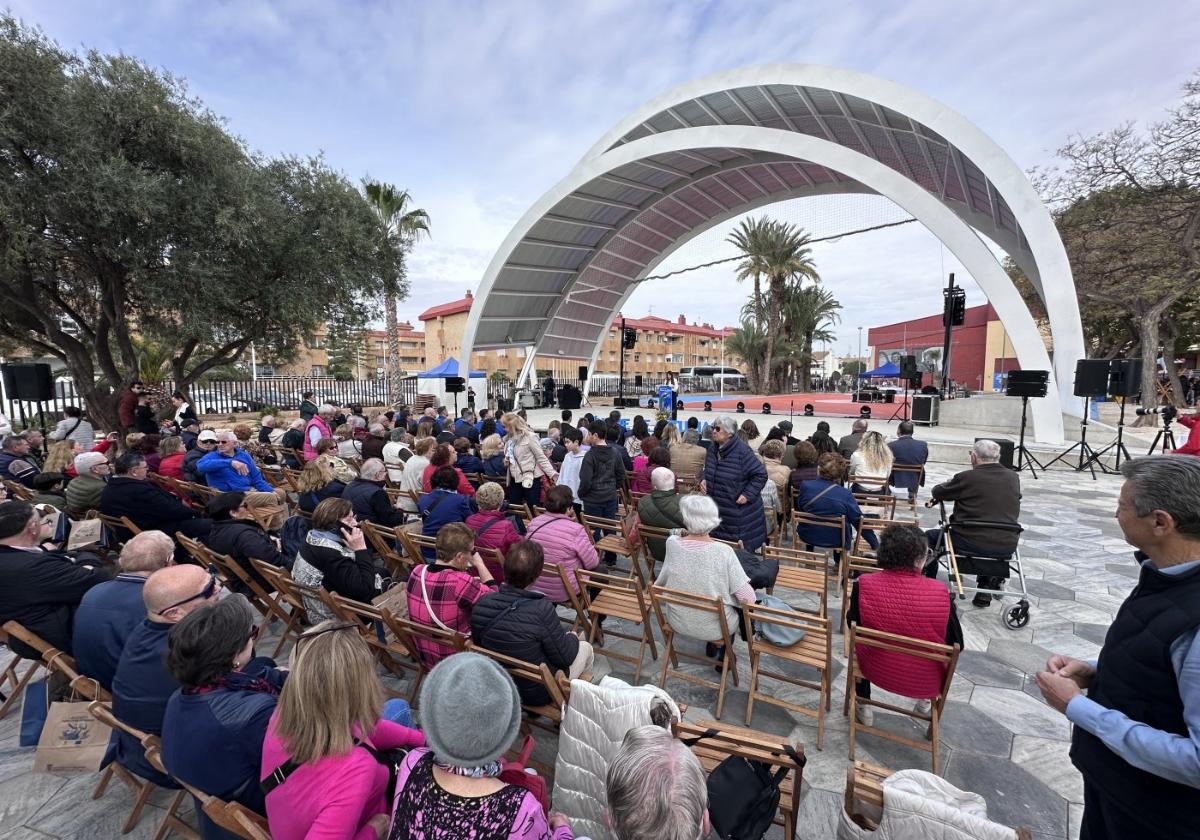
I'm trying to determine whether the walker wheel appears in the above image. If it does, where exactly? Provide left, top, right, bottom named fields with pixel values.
left=1003, top=601, right=1030, bottom=629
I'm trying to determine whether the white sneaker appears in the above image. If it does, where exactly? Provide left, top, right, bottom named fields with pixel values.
left=913, top=699, right=932, bottom=716
left=855, top=706, right=874, bottom=727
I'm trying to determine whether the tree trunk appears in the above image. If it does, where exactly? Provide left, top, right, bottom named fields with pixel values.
left=1132, top=293, right=1186, bottom=424
left=384, top=287, right=403, bottom=405
left=801, top=331, right=814, bottom=392
left=1162, top=319, right=1186, bottom=408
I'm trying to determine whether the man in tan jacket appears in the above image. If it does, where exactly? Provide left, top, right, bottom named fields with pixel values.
left=670, top=428, right=707, bottom=486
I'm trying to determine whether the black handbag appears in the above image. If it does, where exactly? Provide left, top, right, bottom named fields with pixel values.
left=684, top=728, right=804, bottom=840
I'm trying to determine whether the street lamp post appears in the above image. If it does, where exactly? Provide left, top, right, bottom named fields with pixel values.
left=856, top=327, right=863, bottom=399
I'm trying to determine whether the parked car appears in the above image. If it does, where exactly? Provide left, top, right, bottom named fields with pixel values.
left=189, top=390, right=250, bottom=415
left=230, top=389, right=296, bottom=411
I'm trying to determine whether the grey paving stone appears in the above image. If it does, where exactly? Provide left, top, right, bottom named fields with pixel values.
left=1104, top=562, right=1141, bottom=579
left=945, top=750, right=1069, bottom=836
left=937, top=700, right=1014, bottom=758
left=970, top=686, right=1070, bottom=741
left=955, top=651, right=1026, bottom=689
left=1025, top=579, right=1076, bottom=601
left=1073, top=623, right=1109, bottom=646
left=986, top=637, right=1055, bottom=676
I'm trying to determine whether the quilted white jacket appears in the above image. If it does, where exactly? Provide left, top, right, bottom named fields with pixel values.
left=838, top=769, right=1021, bottom=840
left=552, top=676, right=681, bottom=840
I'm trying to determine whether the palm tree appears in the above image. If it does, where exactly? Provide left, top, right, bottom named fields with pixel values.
left=724, top=319, right=768, bottom=394
left=363, top=181, right=430, bottom=405
left=780, top=284, right=841, bottom=391
left=729, top=217, right=819, bottom=392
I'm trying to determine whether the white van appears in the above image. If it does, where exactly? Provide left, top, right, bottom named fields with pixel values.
left=677, top=365, right=747, bottom=392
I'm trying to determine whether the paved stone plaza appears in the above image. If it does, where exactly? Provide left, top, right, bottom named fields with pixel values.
left=0, top=460, right=1130, bottom=840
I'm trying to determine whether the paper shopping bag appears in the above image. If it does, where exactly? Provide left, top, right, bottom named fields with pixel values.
left=67, top=518, right=104, bottom=551
left=34, top=701, right=111, bottom=774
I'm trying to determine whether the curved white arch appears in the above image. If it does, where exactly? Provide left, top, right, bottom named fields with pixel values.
left=462, top=125, right=1066, bottom=442
left=580, top=64, right=1081, bottom=411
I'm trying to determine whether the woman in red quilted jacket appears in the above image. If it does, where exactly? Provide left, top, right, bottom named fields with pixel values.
left=845, top=523, right=963, bottom=726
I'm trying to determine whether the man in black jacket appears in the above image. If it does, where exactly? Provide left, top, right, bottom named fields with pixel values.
left=182, top=430, right=218, bottom=483
left=100, top=452, right=211, bottom=547
left=0, top=501, right=109, bottom=658
left=202, top=492, right=287, bottom=593
left=925, top=438, right=1021, bottom=606
left=470, top=540, right=592, bottom=704
left=341, top=459, right=406, bottom=527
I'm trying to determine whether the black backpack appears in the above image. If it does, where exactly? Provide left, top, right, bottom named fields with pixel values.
left=684, top=728, right=805, bottom=840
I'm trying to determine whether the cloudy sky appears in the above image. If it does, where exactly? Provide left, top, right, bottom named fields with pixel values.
left=11, top=0, right=1198, bottom=359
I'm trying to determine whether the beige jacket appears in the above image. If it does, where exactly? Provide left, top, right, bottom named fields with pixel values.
left=670, top=442, right=707, bottom=481
left=506, top=431, right=557, bottom=482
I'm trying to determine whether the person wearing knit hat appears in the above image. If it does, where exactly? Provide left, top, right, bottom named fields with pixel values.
left=389, top=653, right=575, bottom=839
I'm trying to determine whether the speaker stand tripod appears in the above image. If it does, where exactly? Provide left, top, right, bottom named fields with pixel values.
left=1015, top=395, right=1045, bottom=479
left=888, top=381, right=912, bottom=421
left=1043, top=396, right=1110, bottom=479
left=1085, top=398, right=1132, bottom=470
left=1147, top=416, right=1178, bottom=455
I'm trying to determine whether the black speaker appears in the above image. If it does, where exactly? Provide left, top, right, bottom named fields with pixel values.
left=909, top=373, right=923, bottom=389
left=445, top=376, right=465, bottom=393
left=703, top=400, right=712, bottom=412
left=1005, top=370, right=1049, bottom=399
left=1, top=363, right=54, bottom=401
left=577, top=365, right=588, bottom=382
left=1073, top=360, right=1110, bottom=398
left=1107, top=358, right=1142, bottom=398
left=735, top=401, right=745, bottom=413
left=634, top=375, right=643, bottom=388
left=899, top=355, right=918, bottom=378
left=977, top=437, right=1016, bottom=469
left=761, top=403, right=771, bottom=414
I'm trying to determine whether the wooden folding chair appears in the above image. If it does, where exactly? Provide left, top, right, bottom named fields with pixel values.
left=763, top=546, right=829, bottom=618
left=743, top=602, right=832, bottom=747
left=381, top=606, right=467, bottom=677
left=251, top=562, right=325, bottom=630
left=791, top=510, right=847, bottom=592
left=326, top=592, right=423, bottom=703
left=844, top=623, right=960, bottom=776
left=674, top=472, right=699, bottom=493
left=843, top=760, right=891, bottom=832
left=361, top=521, right=413, bottom=578
left=888, top=465, right=924, bottom=519
left=852, top=485, right=896, bottom=518
left=649, top=585, right=738, bottom=719
left=4, top=478, right=36, bottom=501
left=96, top=511, right=142, bottom=546
left=507, top=502, right=534, bottom=522
left=209, top=550, right=299, bottom=659
left=576, top=568, right=657, bottom=683
left=182, top=781, right=271, bottom=840
left=674, top=719, right=806, bottom=840
left=838, top=555, right=881, bottom=639
left=467, top=642, right=569, bottom=732
left=88, top=702, right=198, bottom=838
left=531, top=561, right=591, bottom=636
left=186, top=482, right=218, bottom=507
left=580, top=510, right=638, bottom=576
left=0, top=623, right=47, bottom=719
left=850, top=517, right=901, bottom=560
left=636, top=523, right=674, bottom=582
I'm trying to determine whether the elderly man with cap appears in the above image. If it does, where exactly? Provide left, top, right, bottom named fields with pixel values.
left=389, top=653, right=574, bottom=838
left=73, top=530, right=175, bottom=692
left=64, top=451, right=111, bottom=517
left=110, top=564, right=223, bottom=786
left=182, top=429, right=218, bottom=483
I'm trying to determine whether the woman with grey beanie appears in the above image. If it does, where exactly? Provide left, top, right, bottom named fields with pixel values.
left=388, top=653, right=574, bottom=840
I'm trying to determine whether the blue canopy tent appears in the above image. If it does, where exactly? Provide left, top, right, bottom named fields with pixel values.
left=417, top=359, right=485, bottom=379
left=858, top=361, right=901, bottom=378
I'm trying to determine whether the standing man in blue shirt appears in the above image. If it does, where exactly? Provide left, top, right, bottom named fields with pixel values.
left=1037, top=455, right=1200, bottom=839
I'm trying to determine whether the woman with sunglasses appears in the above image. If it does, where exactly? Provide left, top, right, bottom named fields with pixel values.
left=161, top=594, right=288, bottom=839
left=262, top=622, right=424, bottom=840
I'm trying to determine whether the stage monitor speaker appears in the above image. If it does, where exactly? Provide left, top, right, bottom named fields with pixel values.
left=978, top=437, right=1015, bottom=469
left=577, top=365, right=588, bottom=382
left=899, top=354, right=918, bottom=378
left=1, top=363, right=53, bottom=402
left=912, top=394, right=939, bottom=426
left=1107, top=358, right=1142, bottom=398
left=1005, top=369, right=1049, bottom=399
left=445, top=376, right=465, bottom=393
left=557, top=386, right=582, bottom=411
left=1073, top=360, right=1110, bottom=398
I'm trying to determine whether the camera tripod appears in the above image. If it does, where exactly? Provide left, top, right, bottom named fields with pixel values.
left=1147, top=414, right=1177, bottom=455
left=1044, top=396, right=1110, bottom=479
left=1015, top=395, right=1046, bottom=479
left=1085, top=398, right=1132, bottom=470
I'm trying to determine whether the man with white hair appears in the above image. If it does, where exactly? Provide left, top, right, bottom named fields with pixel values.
left=64, top=451, right=111, bottom=517
left=341, top=457, right=406, bottom=526
left=925, top=438, right=1021, bottom=606
left=72, top=530, right=175, bottom=691
left=361, top=422, right=388, bottom=461
left=637, top=467, right=686, bottom=567
left=606, top=724, right=709, bottom=840
left=838, top=418, right=869, bottom=460
left=257, top=415, right=276, bottom=445
left=196, top=430, right=276, bottom=494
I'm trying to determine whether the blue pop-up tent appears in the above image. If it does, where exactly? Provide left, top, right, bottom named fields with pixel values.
left=858, top=361, right=901, bottom=378
left=417, top=359, right=485, bottom=379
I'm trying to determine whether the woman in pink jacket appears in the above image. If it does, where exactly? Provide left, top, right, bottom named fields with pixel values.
left=525, top=485, right=598, bottom=603
left=262, top=621, right=425, bottom=840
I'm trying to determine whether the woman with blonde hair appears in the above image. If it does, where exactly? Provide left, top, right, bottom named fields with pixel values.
left=158, top=435, right=187, bottom=482
left=296, top=455, right=347, bottom=513
left=849, top=430, right=893, bottom=494
left=659, top=423, right=681, bottom=451
left=335, top=423, right=363, bottom=460
left=737, top=419, right=760, bottom=445
left=262, top=621, right=424, bottom=840
left=43, top=439, right=81, bottom=476
left=316, top=438, right=359, bottom=484
left=479, top=434, right=505, bottom=477
left=503, top=412, right=557, bottom=508
left=398, top=435, right=436, bottom=513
